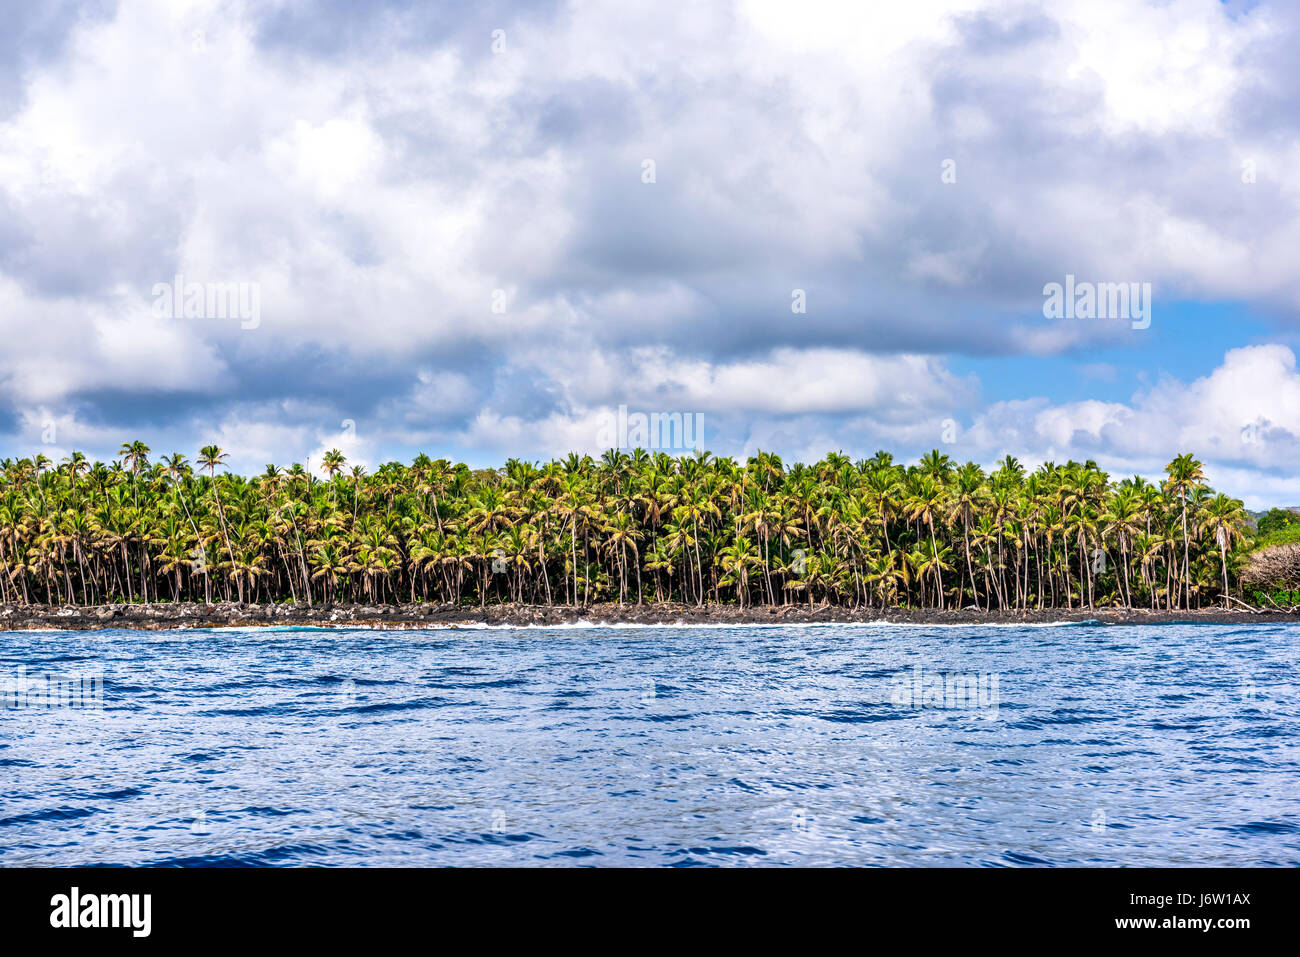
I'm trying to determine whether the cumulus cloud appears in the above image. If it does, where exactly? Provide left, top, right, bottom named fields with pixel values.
left=962, top=345, right=1300, bottom=506
left=0, top=0, right=1297, bottom=499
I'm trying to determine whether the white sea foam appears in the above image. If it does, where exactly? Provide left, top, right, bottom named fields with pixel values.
left=161, top=618, right=1104, bottom=635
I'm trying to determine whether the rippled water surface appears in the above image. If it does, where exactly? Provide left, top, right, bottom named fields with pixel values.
left=2, top=621, right=1298, bottom=866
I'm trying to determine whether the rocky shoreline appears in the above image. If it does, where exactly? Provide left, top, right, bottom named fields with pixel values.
left=1, top=601, right=1297, bottom=631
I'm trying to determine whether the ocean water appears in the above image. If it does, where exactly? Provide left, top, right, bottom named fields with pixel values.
left=1, top=621, right=1297, bottom=867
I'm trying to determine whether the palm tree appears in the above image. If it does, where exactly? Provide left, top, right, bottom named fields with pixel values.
left=320, top=449, right=346, bottom=508
left=0, top=442, right=1258, bottom=612
left=1164, top=453, right=1205, bottom=609
left=1102, top=488, right=1140, bottom=607
left=718, top=535, right=758, bottom=607
left=119, top=441, right=150, bottom=509
left=1200, top=493, right=1246, bottom=607
left=907, top=475, right=948, bottom=608
left=948, top=463, right=985, bottom=609
left=198, top=445, right=240, bottom=601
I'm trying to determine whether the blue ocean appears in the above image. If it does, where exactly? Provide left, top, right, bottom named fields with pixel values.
left=2, top=622, right=1296, bottom=866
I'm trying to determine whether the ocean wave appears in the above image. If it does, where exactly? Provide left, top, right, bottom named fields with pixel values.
left=3, top=618, right=1298, bottom=867
left=164, top=618, right=1110, bottom=634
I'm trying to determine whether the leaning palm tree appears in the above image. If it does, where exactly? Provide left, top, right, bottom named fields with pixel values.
left=198, top=445, right=240, bottom=601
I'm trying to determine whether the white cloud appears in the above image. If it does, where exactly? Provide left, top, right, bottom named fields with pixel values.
left=965, top=345, right=1300, bottom=503
left=0, top=278, right=228, bottom=406
left=437, top=345, right=972, bottom=456
left=0, top=0, right=1298, bottom=502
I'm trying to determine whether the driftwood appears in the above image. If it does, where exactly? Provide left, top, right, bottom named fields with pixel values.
left=1260, top=593, right=1300, bottom=613
left=1226, top=595, right=1266, bottom=614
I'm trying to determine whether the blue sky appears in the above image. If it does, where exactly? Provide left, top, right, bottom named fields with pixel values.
left=953, top=302, right=1284, bottom=403
left=1, top=0, right=1300, bottom=506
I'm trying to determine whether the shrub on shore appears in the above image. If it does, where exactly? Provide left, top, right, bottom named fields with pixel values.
left=1241, top=544, right=1300, bottom=593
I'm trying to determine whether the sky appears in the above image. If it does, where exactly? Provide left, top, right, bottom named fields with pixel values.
left=1, top=0, right=1299, bottom=506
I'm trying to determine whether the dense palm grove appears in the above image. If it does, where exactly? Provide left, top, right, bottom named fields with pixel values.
left=0, top=443, right=1252, bottom=610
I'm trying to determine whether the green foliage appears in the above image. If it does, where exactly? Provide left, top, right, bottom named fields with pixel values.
left=1249, top=588, right=1300, bottom=607
left=0, top=445, right=1249, bottom=611
left=1252, top=513, right=1300, bottom=549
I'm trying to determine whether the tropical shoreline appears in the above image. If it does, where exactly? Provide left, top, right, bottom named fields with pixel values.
left=2, top=600, right=1298, bottom=631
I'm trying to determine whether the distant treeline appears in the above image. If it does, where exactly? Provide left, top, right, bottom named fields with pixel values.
left=0, top=445, right=1252, bottom=610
